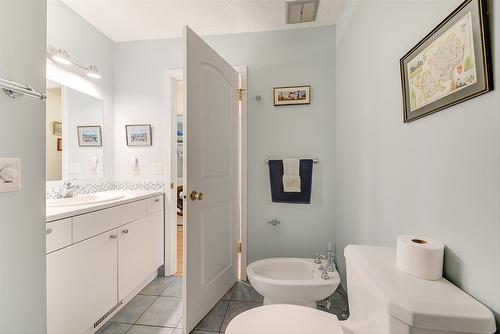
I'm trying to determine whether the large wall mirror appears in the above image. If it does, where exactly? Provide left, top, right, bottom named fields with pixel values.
left=46, top=80, right=104, bottom=181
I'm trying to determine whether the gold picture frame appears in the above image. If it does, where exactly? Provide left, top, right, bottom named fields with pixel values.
left=273, top=85, right=311, bottom=106
left=52, top=121, right=62, bottom=136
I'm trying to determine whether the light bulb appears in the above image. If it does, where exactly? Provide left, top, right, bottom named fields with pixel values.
left=52, top=49, right=71, bottom=65
left=86, top=65, right=101, bottom=79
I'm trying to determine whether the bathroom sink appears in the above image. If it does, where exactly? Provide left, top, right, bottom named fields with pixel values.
left=47, top=192, right=125, bottom=207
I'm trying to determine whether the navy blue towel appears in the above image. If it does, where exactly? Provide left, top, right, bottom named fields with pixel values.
left=268, top=159, right=313, bottom=204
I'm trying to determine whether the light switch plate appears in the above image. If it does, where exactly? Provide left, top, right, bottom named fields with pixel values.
left=0, top=158, right=21, bottom=192
left=70, top=162, right=81, bottom=174
left=152, top=162, right=163, bottom=175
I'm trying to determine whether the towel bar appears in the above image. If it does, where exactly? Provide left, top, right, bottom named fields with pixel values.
left=0, top=77, right=47, bottom=100
left=265, top=158, right=319, bottom=165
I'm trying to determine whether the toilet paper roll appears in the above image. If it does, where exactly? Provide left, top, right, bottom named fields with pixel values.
left=396, top=235, right=445, bottom=280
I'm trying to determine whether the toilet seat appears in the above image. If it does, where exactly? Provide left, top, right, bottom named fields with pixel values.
left=225, top=304, right=343, bottom=334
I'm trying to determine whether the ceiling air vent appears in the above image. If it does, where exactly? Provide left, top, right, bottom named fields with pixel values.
left=286, top=0, right=320, bottom=24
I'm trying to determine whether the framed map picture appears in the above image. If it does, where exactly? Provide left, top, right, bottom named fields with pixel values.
left=400, top=0, right=492, bottom=123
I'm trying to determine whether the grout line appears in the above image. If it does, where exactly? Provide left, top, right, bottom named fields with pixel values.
left=130, top=294, right=161, bottom=329
left=218, top=299, right=232, bottom=332
left=228, top=299, right=263, bottom=303
left=128, top=323, right=179, bottom=329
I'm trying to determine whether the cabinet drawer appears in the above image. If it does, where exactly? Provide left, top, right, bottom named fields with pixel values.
left=73, top=200, right=147, bottom=243
left=46, top=218, right=72, bottom=254
left=146, top=195, right=164, bottom=215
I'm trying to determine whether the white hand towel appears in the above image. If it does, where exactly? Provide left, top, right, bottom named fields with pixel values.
left=282, top=159, right=301, bottom=192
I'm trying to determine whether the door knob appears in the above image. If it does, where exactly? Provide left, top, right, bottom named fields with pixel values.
left=190, top=191, right=204, bottom=201
left=179, top=191, right=187, bottom=200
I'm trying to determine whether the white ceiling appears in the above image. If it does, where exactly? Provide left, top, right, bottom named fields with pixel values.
left=61, top=0, right=345, bottom=42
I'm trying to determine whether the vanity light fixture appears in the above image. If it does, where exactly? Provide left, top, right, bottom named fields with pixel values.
left=51, top=48, right=71, bottom=65
left=85, top=65, right=101, bottom=79
left=47, top=46, right=102, bottom=80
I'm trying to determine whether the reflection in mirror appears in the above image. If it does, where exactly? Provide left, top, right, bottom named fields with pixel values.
left=46, top=80, right=104, bottom=181
left=46, top=83, right=62, bottom=181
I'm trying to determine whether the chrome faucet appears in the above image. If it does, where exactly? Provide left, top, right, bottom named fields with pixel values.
left=314, top=251, right=328, bottom=264
left=315, top=242, right=336, bottom=274
left=61, top=179, right=78, bottom=198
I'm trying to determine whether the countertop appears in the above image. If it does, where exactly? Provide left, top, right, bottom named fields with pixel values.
left=46, top=190, right=165, bottom=222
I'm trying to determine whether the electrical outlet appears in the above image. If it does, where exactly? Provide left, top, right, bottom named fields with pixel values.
left=0, top=158, right=21, bottom=192
left=152, top=162, right=163, bottom=175
left=70, top=162, right=81, bottom=174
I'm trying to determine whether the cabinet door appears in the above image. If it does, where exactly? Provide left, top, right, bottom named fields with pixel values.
left=47, top=230, right=118, bottom=334
left=118, top=211, right=163, bottom=300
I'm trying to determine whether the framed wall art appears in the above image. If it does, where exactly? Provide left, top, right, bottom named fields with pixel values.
left=400, top=0, right=493, bottom=123
left=77, top=126, right=102, bottom=147
left=126, top=124, right=152, bottom=146
left=53, top=121, right=62, bottom=136
left=273, top=85, right=311, bottom=106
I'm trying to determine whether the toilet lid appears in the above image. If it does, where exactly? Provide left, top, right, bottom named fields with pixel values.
left=225, top=304, right=343, bottom=334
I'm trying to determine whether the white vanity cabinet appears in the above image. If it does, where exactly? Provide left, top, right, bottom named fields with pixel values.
left=46, top=218, right=72, bottom=253
left=118, top=211, right=163, bottom=299
left=46, top=194, right=165, bottom=334
left=47, top=229, right=119, bottom=334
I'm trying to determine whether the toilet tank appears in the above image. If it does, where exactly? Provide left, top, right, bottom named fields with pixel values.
left=344, top=245, right=496, bottom=334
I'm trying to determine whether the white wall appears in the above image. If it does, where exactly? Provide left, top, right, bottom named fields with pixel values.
left=47, top=0, right=115, bottom=181
left=334, top=0, right=500, bottom=325
left=0, top=1, right=47, bottom=332
left=114, top=27, right=336, bottom=263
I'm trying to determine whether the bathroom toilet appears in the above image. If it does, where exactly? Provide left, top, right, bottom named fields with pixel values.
left=226, top=304, right=343, bottom=334
left=227, top=245, right=496, bottom=334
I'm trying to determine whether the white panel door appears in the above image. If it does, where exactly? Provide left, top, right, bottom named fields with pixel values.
left=184, top=26, right=239, bottom=332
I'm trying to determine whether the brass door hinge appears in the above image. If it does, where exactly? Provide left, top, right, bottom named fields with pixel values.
left=237, top=88, right=246, bottom=101
left=237, top=242, right=242, bottom=253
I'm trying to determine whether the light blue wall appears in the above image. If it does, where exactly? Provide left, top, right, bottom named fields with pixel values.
left=114, top=26, right=337, bottom=263
left=334, top=0, right=500, bottom=326
left=0, top=1, right=47, bottom=332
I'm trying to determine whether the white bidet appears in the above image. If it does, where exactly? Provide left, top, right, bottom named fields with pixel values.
left=246, top=258, right=340, bottom=308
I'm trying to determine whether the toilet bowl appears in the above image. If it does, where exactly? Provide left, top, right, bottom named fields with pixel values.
left=228, top=246, right=496, bottom=334
left=225, top=304, right=343, bottom=334
left=246, top=258, right=340, bottom=308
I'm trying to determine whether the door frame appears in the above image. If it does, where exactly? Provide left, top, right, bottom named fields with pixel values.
left=164, top=66, right=247, bottom=280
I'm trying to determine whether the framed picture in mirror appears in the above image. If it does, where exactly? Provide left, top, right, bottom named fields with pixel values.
left=77, top=126, right=102, bottom=147
left=53, top=121, right=62, bottom=136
